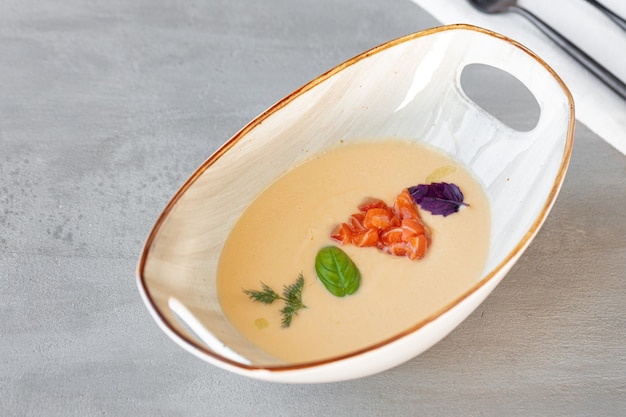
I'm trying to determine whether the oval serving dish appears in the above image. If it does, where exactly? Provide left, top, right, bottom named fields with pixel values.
left=137, top=24, right=574, bottom=383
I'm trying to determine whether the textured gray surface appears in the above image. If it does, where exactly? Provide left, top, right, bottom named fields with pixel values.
left=2, top=0, right=625, bottom=416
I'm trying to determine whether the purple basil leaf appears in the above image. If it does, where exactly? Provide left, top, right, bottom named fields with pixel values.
left=408, top=182, right=468, bottom=217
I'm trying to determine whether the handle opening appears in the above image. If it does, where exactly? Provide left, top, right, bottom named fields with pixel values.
left=460, top=63, right=541, bottom=132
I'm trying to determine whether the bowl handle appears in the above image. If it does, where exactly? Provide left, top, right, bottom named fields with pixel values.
left=450, top=26, right=574, bottom=138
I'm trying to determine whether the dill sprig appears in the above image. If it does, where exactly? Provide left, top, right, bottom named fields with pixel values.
left=243, top=273, right=306, bottom=328
left=243, top=282, right=280, bottom=304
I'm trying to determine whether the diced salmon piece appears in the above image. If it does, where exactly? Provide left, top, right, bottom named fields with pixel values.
left=407, top=234, right=429, bottom=260
left=352, top=228, right=379, bottom=247
left=350, top=213, right=366, bottom=232
left=389, top=212, right=401, bottom=227
left=387, top=242, right=408, bottom=257
left=330, top=223, right=353, bottom=245
left=401, top=218, right=426, bottom=240
left=363, top=208, right=395, bottom=229
left=395, top=188, right=420, bottom=220
left=380, top=227, right=403, bottom=245
left=358, top=198, right=387, bottom=213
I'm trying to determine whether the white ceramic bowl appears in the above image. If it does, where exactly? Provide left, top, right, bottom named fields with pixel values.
left=137, top=24, right=574, bottom=383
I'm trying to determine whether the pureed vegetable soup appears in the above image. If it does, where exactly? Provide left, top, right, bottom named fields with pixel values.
left=216, top=139, right=491, bottom=364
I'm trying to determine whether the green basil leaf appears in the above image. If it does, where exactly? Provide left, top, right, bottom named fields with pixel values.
left=315, top=246, right=361, bottom=297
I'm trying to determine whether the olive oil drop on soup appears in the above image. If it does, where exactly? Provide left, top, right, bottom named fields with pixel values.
left=216, top=140, right=491, bottom=364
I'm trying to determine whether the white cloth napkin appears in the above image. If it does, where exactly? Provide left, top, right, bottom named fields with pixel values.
left=411, top=0, right=626, bottom=155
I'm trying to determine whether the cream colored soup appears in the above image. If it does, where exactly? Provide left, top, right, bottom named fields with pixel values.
left=216, top=140, right=491, bottom=364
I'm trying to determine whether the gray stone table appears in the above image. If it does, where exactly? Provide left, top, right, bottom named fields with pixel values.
left=1, top=0, right=624, bottom=415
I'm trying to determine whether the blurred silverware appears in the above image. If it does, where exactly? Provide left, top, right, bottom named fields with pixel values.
left=468, top=0, right=626, bottom=100
left=584, top=0, right=626, bottom=31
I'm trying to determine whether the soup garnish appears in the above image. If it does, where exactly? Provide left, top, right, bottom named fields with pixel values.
left=330, top=188, right=431, bottom=260
left=409, top=182, right=469, bottom=217
left=314, top=246, right=361, bottom=297
left=243, top=274, right=307, bottom=328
